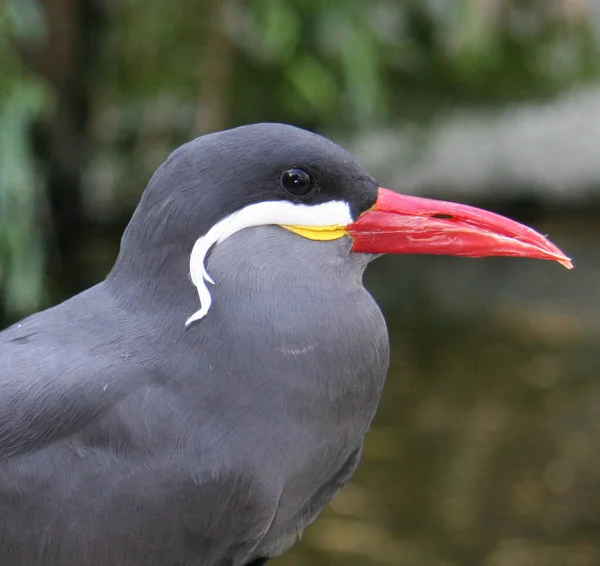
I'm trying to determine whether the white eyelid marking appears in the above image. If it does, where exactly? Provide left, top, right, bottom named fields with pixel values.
left=185, top=200, right=352, bottom=325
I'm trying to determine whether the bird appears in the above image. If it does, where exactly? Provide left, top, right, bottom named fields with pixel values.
left=0, top=123, right=571, bottom=566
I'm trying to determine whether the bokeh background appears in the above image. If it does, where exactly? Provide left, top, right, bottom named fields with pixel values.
left=1, top=0, right=600, bottom=564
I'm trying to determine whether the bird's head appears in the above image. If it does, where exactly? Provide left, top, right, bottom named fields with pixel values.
left=112, top=123, right=571, bottom=325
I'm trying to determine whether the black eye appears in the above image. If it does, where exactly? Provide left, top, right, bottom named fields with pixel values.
left=280, top=168, right=313, bottom=196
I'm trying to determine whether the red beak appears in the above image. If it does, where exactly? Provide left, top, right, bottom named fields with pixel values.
left=347, top=188, right=572, bottom=269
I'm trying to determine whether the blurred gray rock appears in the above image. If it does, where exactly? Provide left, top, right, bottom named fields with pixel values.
left=350, top=85, right=600, bottom=203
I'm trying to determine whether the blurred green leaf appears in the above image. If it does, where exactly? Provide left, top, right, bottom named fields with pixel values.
left=6, top=0, right=47, bottom=43
left=287, top=54, right=338, bottom=113
left=334, top=12, right=383, bottom=123
left=0, top=3, right=49, bottom=316
left=255, top=0, right=300, bottom=62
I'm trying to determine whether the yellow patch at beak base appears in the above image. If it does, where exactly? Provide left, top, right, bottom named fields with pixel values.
left=282, top=225, right=347, bottom=241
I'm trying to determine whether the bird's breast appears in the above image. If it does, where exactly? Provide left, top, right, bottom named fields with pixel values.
left=193, top=272, right=390, bottom=461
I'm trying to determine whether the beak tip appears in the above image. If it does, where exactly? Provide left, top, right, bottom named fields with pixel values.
left=559, top=257, right=574, bottom=270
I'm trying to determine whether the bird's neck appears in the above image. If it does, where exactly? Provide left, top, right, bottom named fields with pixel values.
left=106, top=237, right=200, bottom=331
left=104, top=227, right=387, bottom=423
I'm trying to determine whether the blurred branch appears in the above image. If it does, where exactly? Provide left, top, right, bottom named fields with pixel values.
left=195, top=0, right=236, bottom=134
left=28, top=0, right=108, bottom=299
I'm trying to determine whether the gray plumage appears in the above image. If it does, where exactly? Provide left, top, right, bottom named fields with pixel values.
left=0, top=124, right=389, bottom=565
